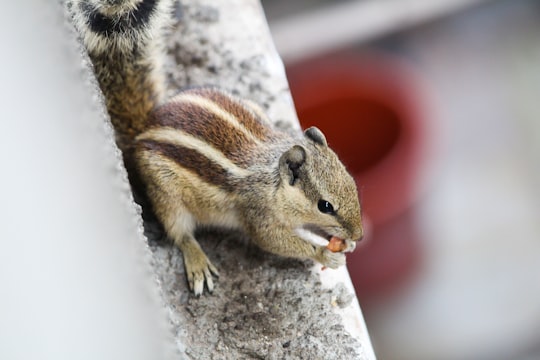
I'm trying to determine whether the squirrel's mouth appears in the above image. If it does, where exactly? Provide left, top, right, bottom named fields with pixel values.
left=295, top=224, right=335, bottom=248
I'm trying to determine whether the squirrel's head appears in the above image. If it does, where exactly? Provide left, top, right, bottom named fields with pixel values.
left=277, top=127, right=363, bottom=250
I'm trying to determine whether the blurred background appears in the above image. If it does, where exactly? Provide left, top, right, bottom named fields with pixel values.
left=261, top=0, right=540, bottom=359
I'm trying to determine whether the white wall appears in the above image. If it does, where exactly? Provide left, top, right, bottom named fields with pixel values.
left=0, top=2, right=174, bottom=359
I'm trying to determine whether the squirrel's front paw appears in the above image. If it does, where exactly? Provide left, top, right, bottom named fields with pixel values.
left=184, top=252, right=219, bottom=296
left=178, top=235, right=220, bottom=296
left=316, top=247, right=346, bottom=269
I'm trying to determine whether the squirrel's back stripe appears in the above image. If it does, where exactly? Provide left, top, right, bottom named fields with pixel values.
left=137, top=139, right=237, bottom=192
left=147, top=103, right=257, bottom=167
left=150, top=89, right=276, bottom=141
left=137, top=126, right=251, bottom=179
left=147, top=92, right=275, bottom=167
left=195, top=89, right=274, bottom=141
left=171, top=93, right=264, bottom=143
left=79, top=0, right=158, bottom=36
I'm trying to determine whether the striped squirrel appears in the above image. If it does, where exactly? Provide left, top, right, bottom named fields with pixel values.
left=69, top=0, right=363, bottom=295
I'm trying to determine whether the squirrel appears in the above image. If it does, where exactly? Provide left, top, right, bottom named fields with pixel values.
left=68, top=0, right=363, bottom=295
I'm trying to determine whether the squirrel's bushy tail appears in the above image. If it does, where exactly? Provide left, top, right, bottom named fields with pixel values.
left=69, top=0, right=172, bottom=153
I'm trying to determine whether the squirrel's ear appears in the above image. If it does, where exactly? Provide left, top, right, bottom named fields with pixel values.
left=304, top=127, right=327, bottom=147
left=279, top=145, right=307, bottom=185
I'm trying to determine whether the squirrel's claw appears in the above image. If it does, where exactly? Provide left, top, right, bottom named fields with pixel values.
left=187, top=259, right=218, bottom=296
left=179, top=235, right=219, bottom=296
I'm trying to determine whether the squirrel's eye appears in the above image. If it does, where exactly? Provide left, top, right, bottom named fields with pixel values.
left=318, top=200, right=335, bottom=215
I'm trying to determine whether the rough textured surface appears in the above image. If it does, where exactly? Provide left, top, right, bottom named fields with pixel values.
left=148, top=229, right=362, bottom=359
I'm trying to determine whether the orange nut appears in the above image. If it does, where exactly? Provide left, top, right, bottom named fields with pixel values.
left=326, top=236, right=347, bottom=253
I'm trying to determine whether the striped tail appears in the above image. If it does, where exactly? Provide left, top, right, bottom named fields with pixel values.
left=68, top=0, right=172, bottom=153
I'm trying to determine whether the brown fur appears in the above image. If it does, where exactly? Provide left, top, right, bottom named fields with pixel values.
left=193, top=88, right=275, bottom=141
left=137, top=139, right=236, bottom=191
left=92, top=52, right=162, bottom=152
left=147, top=100, right=259, bottom=167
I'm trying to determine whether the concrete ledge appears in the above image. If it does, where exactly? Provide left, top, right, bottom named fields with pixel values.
left=55, top=0, right=376, bottom=358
